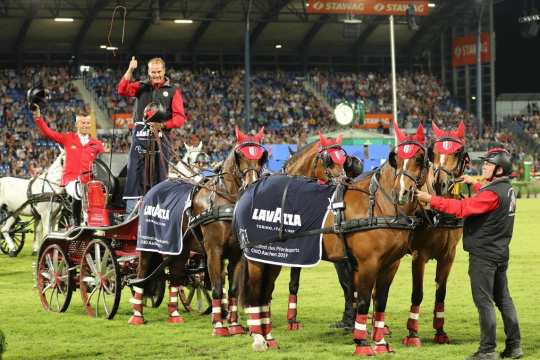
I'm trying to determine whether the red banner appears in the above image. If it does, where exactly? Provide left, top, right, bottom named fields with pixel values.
left=111, top=113, right=133, bottom=129
left=452, top=33, right=491, bottom=67
left=307, top=0, right=430, bottom=16
left=363, top=113, right=393, bottom=129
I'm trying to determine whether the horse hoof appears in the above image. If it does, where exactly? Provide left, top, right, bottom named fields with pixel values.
left=228, top=325, right=245, bottom=336
left=434, top=333, right=450, bottom=344
left=402, top=336, right=422, bottom=347
left=287, top=321, right=302, bottom=331
left=168, top=316, right=184, bottom=324
left=213, top=327, right=230, bottom=337
left=251, top=334, right=268, bottom=352
left=353, top=345, right=376, bottom=357
left=128, top=316, right=145, bottom=325
left=266, top=339, right=279, bottom=349
left=373, top=343, right=395, bottom=354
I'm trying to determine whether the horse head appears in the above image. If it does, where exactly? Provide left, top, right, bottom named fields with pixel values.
left=388, top=121, right=429, bottom=205
left=428, top=121, right=468, bottom=196
left=313, top=132, right=347, bottom=182
left=183, top=141, right=206, bottom=166
left=44, top=150, right=66, bottom=187
left=231, top=127, right=268, bottom=187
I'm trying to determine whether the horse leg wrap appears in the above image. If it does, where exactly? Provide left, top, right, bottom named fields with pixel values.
left=227, top=297, right=244, bottom=335
left=212, top=299, right=229, bottom=336
left=433, top=303, right=450, bottom=344
left=167, top=286, right=184, bottom=324
left=371, top=312, right=386, bottom=342
left=287, top=294, right=301, bottom=331
left=261, top=304, right=278, bottom=349
left=246, top=306, right=265, bottom=351
left=128, top=286, right=145, bottom=325
left=402, top=305, right=422, bottom=346
left=372, top=339, right=395, bottom=354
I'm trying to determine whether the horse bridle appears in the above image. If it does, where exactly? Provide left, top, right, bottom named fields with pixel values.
left=315, top=144, right=347, bottom=182
left=393, top=140, right=429, bottom=189
left=233, top=141, right=268, bottom=190
left=430, top=137, right=467, bottom=191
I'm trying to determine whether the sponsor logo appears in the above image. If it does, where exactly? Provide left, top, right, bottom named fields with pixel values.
left=374, top=3, right=385, bottom=12
left=443, top=141, right=450, bottom=150
left=252, top=207, right=302, bottom=227
left=144, top=203, right=170, bottom=220
left=163, top=91, right=168, bottom=97
left=136, top=129, right=149, bottom=137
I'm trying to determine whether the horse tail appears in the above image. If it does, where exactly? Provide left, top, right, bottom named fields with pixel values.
left=238, top=255, right=249, bottom=308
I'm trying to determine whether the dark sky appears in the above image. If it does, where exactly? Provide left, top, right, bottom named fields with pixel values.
left=495, top=0, right=540, bottom=94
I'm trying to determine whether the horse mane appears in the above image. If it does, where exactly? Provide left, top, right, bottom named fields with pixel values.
left=283, top=141, right=317, bottom=169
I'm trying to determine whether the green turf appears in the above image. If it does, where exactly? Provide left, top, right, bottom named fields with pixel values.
left=1, top=200, right=539, bottom=359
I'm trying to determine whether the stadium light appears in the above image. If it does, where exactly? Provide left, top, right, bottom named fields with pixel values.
left=99, top=45, right=107, bottom=49
left=106, top=46, right=118, bottom=51
left=174, top=19, right=194, bottom=24
left=275, top=44, right=282, bottom=49
left=428, top=3, right=436, bottom=8
left=54, top=18, right=74, bottom=22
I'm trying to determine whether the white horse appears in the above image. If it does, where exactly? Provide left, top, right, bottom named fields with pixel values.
left=0, top=152, right=65, bottom=254
left=169, top=142, right=209, bottom=183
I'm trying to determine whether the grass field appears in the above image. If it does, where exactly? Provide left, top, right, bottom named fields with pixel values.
left=1, top=199, right=539, bottom=360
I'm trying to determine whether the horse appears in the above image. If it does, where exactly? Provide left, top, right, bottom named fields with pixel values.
left=128, top=127, right=268, bottom=329
left=402, top=121, right=468, bottom=346
left=280, top=133, right=353, bottom=330
left=169, top=141, right=210, bottom=183
left=237, top=122, right=429, bottom=354
left=0, top=152, right=65, bottom=255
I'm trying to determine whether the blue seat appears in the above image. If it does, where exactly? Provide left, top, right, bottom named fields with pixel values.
left=368, top=144, right=390, bottom=160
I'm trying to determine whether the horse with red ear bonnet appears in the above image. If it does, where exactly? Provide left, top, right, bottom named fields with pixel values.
left=128, top=126, right=268, bottom=333
left=402, top=121, right=469, bottom=347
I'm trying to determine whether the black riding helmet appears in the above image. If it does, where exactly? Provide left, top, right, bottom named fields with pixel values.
left=143, top=102, right=170, bottom=123
left=480, top=148, right=512, bottom=177
left=27, top=86, right=49, bottom=111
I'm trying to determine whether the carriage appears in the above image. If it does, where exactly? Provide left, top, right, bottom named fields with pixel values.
left=34, top=155, right=213, bottom=319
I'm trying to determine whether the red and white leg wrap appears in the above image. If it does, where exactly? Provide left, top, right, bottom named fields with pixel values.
left=128, top=286, right=145, bottom=325
left=371, top=312, right=386, bottom=342
left=246, top=306, right=263, bottom=335
left=287, top=294, right=301, bottom=330
left=228, top=297, right=244, bottom=335
left=433, top=303, right=445, bottom=330
left=261, top=304, right=278, bottom=349
left=352, top=314, right=375, bottom=356
left=407, top=305, right=420, bottom=333
left=212, top=299, right=229, bottom=336
left=167, top=286, right=184, bottom=324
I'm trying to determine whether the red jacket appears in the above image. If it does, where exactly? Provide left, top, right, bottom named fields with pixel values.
left=429, top=183, right=500, bottom=218
left=35, top=117, right=105, bottom=185
left=117, top=78, right=186, bottom=129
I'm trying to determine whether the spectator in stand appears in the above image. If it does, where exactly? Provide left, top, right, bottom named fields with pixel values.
left=117, top=57, right=187, bottom=214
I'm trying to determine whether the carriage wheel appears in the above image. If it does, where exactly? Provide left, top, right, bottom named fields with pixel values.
left=80, top=239, right=121, bottom=319
left=36, top=244, right=73, bottom=312
left=0, top=215, right=25, bottom=257
left=180, top=272, right=212, bottom=315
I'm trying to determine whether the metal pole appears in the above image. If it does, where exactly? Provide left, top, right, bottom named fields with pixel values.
left=390, top=15, right=398, bottom=124
left=440, top=32, right=446, bottom=87
left=476, top=4, right=485, bottom=137
left=244, top=0, right=253, bottom=131
left=489, top=0, right=497, bottom=130
left=451, top=27, right=458, bottom=98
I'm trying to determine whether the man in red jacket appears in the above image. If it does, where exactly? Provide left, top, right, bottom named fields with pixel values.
left=416, top=148, right=522, bottom=360
left=117, top=56, right=187, bottom=214
left=33, top=106, right=105, bottom=225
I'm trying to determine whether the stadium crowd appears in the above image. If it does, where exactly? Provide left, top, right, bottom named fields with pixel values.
left=1, top=66, right=538, bottom=178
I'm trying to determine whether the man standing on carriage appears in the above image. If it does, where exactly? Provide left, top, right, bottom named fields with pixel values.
left=416, top=148, right=523, bottom=360
left=32, top=106, right=105, bottom=226
left=117, top=56, right=187, bottom=214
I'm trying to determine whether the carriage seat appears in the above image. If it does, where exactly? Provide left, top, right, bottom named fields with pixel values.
left=91, top=158, right=127, bottom=209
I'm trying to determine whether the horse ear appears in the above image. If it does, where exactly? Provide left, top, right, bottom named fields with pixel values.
left=454, top=121, right=465, bottom=139
left=393, top=120, right=406, bottom=144
left=254, top=127, right=265, bottom=143
left=197, top=141, right=203, bottom=151
left=235, top=126, right=246, bottom=143
left=431, top=121, right=444, bottom=138
left=319, top=132, right=328, bottom=147
left=388, top=150, right=397, bottom=168
left=336, top=133, right=343, bottom=145
left=415, top=123, right=425, bottom=144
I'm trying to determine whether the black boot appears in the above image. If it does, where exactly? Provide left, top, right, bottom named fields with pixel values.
left=71, top=197, right=81, bottom=227
left=330, top=261, right=355, bottom=330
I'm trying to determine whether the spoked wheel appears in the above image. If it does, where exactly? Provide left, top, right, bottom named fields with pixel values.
left=36, top=244, right=73, bottom=312
left=180, top=272, right=212, bottom=315
left=80, top=239, right=121, bottom=319
left=0, top=215, right=26, bottom=257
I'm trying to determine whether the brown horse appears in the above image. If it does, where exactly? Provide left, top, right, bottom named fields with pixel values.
left=128, top=127, right=267, bottom=326
left=238, top=123, right=429, bottom=355
left=402, top=121, right=468, bottom=346
left=282, top=133, right=352, bottom=330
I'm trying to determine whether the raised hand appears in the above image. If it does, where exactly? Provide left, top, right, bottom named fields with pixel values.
left=128, top=56, right=138, bottom=71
